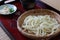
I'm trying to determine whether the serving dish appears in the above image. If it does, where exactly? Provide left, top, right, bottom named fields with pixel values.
left=17, top=9, right=60, bottom=40
left=0, top=4, right=17, bottom=15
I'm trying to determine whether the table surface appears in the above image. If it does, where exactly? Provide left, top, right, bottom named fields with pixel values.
left=0, top=1, right=60, bottom=40
left=40, top=0, right=60, bottom=11
left=0, top=27, right=11, bottom=40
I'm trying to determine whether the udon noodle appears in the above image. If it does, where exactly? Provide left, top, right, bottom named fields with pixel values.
left=22, top=15, right=60, bottom=36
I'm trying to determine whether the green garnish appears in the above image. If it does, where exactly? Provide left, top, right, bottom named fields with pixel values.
left=9, top=8, right=14, bottom=13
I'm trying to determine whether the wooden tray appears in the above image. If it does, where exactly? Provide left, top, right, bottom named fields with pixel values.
left=0, top=21, right=15, bottom=40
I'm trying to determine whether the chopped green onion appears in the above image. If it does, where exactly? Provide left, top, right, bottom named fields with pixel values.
left=9, top=8, right=14, bottom=13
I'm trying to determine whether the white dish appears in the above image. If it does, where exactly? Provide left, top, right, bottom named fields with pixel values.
left=0, top=4, right=17, bottom=15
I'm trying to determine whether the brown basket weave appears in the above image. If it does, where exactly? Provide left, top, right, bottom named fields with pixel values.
left=17, top=9, right=60, bottom=40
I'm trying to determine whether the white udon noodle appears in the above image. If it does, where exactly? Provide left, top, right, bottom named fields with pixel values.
left=22, top=15, right=60, bottom=36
